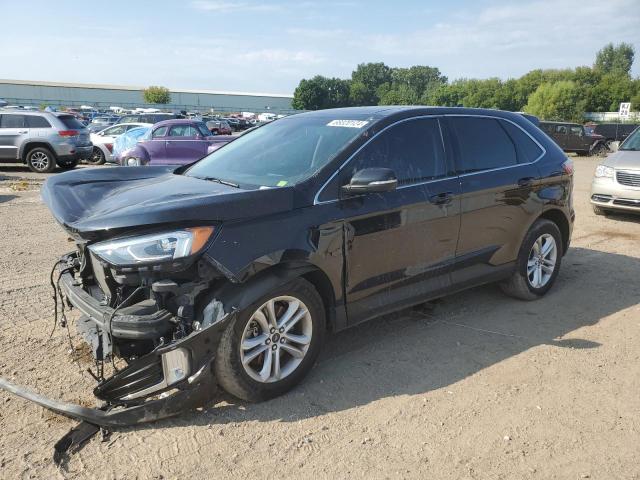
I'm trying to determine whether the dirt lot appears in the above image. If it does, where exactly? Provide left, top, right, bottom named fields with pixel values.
left=0, top=158, right=639, bottom=479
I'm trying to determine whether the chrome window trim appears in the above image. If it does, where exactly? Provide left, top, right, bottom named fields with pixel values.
left=313, top=113, right=547, bottom=205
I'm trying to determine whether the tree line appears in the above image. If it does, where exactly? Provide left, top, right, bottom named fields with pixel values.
left=292, top=43, right=639, bottom=123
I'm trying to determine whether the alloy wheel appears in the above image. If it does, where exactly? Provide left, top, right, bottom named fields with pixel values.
left=527, top=233, right=557, bottom=289
left=30, top=151, right=50, bottom=171
left=240, top=296, right=313, bottom=383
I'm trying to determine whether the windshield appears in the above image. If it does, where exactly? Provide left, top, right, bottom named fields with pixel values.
left=185, top=115, right=370, bottom=188
left=620, top=127, right=640, bottom=151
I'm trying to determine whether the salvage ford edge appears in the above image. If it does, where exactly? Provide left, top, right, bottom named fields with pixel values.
left=0, top=106, right=574, bottom=429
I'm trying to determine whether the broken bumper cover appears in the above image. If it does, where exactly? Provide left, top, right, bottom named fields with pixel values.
left=0, top=309, right=234, bottom=427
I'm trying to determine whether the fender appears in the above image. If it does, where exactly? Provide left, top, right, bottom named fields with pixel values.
left=18, top=140, right=56, bottom=161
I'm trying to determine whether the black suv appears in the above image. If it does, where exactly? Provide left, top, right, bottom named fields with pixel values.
left=540, top=121, right=608, bottom=155
left=2, top=107, right=574, bottom=427
left=593, top=123, right=639, bottom=145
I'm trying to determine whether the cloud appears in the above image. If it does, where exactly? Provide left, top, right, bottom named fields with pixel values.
left=190, top=1, right=281, bottom=13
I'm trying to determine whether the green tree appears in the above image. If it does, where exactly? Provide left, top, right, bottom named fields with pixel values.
left=594, top=42, right=635, bottom=76
left=143, top=86, right=171, bottom=104
left=524, top=81, right=586, bottom=122
left=349, top=62, right=393, bottom=105
left=292, top=76, right=351, bottom=110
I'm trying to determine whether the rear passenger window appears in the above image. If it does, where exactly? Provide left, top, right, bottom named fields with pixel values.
left=152, top=126, right=168, bottom=138
left=1, top=115, right=26, bottom=128
left=500, top=120, right=543, bottom=164
left=449, top=117, right=517, bottom=173
left=26, top=116, right=52, bottom=128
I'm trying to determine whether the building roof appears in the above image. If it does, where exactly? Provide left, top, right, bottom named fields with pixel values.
left=0, top=79, right=293, bottom=99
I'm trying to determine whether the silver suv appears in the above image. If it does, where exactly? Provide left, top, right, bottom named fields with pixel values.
left=0, top=110, right=93, bottom=173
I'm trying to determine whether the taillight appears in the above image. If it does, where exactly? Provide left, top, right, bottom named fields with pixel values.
left=105, top=143, right=113, bottom=152
left=562, top=159, right=574, bottom=175
left=58, top=130, right=79, bottom=137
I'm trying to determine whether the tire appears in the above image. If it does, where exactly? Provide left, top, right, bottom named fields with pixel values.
left=500, top=219, right=563, bottom=301
left=58, top=159, right=78, bottom=170
left=592, top=204, right=610, bottom=216
left=215, top=277, right=326, bottom=402
left=87, top=147, right=106, bottom=165
left=26, top=147, right=56, bottom=173
left=590, top=143, right=609, bottom=157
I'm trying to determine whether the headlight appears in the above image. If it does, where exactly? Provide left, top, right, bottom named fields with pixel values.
left=595, top=165, right=614, bottom=178
left=88, top=227, right=215, bottom=266
left=126, top=157, right=141, bottom=166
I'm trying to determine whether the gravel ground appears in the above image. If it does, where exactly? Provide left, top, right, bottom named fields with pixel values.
left=0, top=158, right=639, bottom=479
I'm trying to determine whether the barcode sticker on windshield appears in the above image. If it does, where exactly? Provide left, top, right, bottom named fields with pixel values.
left=327, top=120, right=369, bottom=128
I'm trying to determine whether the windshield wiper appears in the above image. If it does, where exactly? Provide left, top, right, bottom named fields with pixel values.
left=199, top=176, right=240, bottom=188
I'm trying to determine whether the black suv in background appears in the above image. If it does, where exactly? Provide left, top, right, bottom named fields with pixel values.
left=593, top=123, right=639, bottom=145
left=540, top=121, right=608, bottom=155
left=2, top=107, right=574, bottom=426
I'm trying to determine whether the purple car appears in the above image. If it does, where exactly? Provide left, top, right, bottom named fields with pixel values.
left=117, top=119, right=234, bottom=166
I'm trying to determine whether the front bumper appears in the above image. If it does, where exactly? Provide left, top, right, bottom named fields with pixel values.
left=591, top=176, right=640, bottom=212
left=0, top=257, right=234, bottom=427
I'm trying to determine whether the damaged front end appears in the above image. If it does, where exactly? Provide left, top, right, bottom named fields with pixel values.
left=0, top=244, right=234, bottom=429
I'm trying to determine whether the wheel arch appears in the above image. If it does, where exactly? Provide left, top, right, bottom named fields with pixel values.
left=20, top=142, right=57, bottom=163
left=539, top=208, right=571, bottom=255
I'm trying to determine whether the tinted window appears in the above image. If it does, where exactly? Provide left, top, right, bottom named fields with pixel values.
left=348, top=118, right=446, bottom=184
left=27, top=116, right=52, bottom=128
left=570, top=126, right=582, bottom=135
left=319, top=118, right=446, bottom=201
left=555, top=125, right=568, bottom=134
left=500, top=120, right=543, bottom=164
left=152, top=126, right=168, bottom=138
left=450, top=117, right=517, bottom=173
left=57, top=115, right=85, bottom=130
left=1, top=114, right=26, bottom=128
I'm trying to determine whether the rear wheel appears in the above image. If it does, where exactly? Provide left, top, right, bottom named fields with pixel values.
left=26, top=147, right=56, bottom=173
left=215, top=278, right=325, bottom=402
left=590, top=143, right=609, bottom=157
left=87, top=147, right=106, bottom=165
left=500, top=219, right=563, bottom=301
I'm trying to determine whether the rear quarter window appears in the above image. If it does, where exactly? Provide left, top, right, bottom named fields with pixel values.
left=501, top=120, right=544, bottom=163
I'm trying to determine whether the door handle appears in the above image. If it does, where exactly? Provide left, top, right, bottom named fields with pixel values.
left=517, top=177, right=535, bottom=187
left=18, top=130, right=28, bottom=134
left=429, top=192, right=453, bottom=205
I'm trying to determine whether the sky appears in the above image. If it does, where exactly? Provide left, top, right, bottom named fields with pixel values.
left=1, top=0, right=639, bottom=95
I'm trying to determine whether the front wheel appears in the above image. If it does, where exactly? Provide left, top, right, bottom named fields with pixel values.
left=500, top=219, right=563, bottom=301
left=215, top=278, right=325, bottom=402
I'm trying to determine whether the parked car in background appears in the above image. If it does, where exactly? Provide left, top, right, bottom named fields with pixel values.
left=87, top=115, right=121, bottom=133
left=89, top=122, right=151, bottom=164
left=206, top=120, right=233, bottom=135
left=9, top=107, right=574, bottom=425
left=111, top=126, right=151, bottom=164
left=115, top=112, right=185, bottom=125
left=591, top=125, right=640, bottom=215
left=0, top=110, right=91, bottom=172
left=118, top=119, right=234, bottom=166
left=539, top=121, right=608, bottom=156
left=593, top=123, right=639, bottom=146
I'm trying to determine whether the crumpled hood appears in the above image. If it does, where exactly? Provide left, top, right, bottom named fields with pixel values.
left=603, top=150, right=640, bottom=171
left=42, top=166, right=295, bottom=236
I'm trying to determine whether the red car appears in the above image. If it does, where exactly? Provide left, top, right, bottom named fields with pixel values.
left=206, top=120, right=233, bottom=135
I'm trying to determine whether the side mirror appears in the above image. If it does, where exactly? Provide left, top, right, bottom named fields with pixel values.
left=341, top=168, right=398, bottom=196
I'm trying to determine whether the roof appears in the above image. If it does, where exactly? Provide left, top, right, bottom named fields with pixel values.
left=153, top=118, right=204, bottom=127
left=0, top=78, right=293, bottom=99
